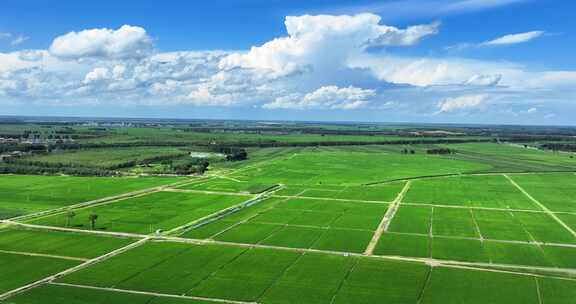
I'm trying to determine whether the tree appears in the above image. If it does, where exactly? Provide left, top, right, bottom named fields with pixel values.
left=65, top=210, right=76, bottom=227
left=197, top=160, right=209, bottom=175
left=88, top=213, right=98, bottom=230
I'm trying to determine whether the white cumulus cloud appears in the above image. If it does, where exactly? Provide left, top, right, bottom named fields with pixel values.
left=263, top=85, right=375, bottom=110
left=219, top=14, right=439, bottom=77
left=49, top=25, right=153, bottom=60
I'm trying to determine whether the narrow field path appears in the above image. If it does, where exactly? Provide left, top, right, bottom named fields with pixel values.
left=48, top=282, right=257, bottom=304
left=0, top=249, right=89, bottom=262
left=0, top=220, right=148, bottom=239
left=162, top=188, right=252, bottom=196
left=364, top=181, right=411, bottom=255
left=272, top=194, right=392, bottom=204
left=365, top=170, right=576, bottom=185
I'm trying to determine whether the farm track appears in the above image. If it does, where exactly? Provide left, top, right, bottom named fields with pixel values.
left=162, top=188, right=252, bottom=196
left=47, top=282, right=258, bottom=304
left=0, top=249, right=89, bottom=262
left=272, top=194, right=392, bottom=204
left=364, top=181, right=411, bottom=255
left=364, top=170, right=576, bottom=185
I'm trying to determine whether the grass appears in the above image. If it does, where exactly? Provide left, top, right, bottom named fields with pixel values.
left=30, top=191, right=248, bottom=234
left=0, top=175, right=183, bottom=219
left=0, top=252, right=79, bottom=294
left=0, top=228, right=133, bottom=258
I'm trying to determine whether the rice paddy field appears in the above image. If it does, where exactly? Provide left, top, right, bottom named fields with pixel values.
left=1, top=142, right=576, bottom=303
left=0, top=175, right=183, bottom=219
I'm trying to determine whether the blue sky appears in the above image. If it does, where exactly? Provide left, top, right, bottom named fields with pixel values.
left=1, top=0, right=575, bottom=125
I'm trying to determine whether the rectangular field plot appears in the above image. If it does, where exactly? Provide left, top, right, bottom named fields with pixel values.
left=0, top=228, right=134, bottom=259
left=432, top=208, right=479, bottom=238
left=293, top=182, right=405, bottom=202
left=420, top=267, right=540, bottom=304
left=178, top=178, right=277, bottom=194
left=0, top=252, right=79, bottom=294
left=388, top=205, right=432, bottom=234
left=431, top=237, right=489, bottom=263
left=59, top=242, right=248, bottom=295
left=185, top=197, right=386, bottom=253
left=484, top=241, right=554, bottom=267
left=472, top=210, right=533, bottom=242
left=512, top=212, right=576, bottom=244
left=404, top=175, right=538, bottom=210
left=333, top=259, right=430, bottom=304
left=538, top=277, right=576, bottom=304
left=227, top=149, right=490, bottom=185
left=542, top=245, right=576, bottom=269
left=3, top=284, right=213, bottom=304
left=373, top=233, right=431, bottom=258
left=259, top=252, right=355, bottom=304
left=188, top=248, right=301, bottom=301
left=30, top=191, right=249, bottom=234
left=510, top=173, right=576, bottom=212
left=0, top=175, right=183, bottom=219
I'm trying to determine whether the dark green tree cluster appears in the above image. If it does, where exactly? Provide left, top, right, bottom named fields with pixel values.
left=426, top=148, right=456, bottom=155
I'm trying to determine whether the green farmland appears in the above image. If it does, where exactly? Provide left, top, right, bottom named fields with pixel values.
left=0, top=175, right=183, bottom=219
left=1, top=124, right=576, bottom=304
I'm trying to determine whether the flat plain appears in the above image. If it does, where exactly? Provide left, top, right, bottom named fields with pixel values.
left=2, top=142, right=576, bottom=303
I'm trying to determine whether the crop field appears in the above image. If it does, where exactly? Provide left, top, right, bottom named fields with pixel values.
left=2, top=140, right=576, bottom=303
left=510, top=173, right=576, bottom=212
left=0, top=252, right=79, bottom=294
left=178, top=178, right=278, bottom=194
left=403, top=175, right=539, bottom=210
left=226, top=148, right=492, bottom=184
left=0, top=175, right=183, bottom=219
left=180, top=197, right=388, bottom=253
left=29, top=191, right=251, bottom=234
left=0, top=228, right=134, bottom=258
